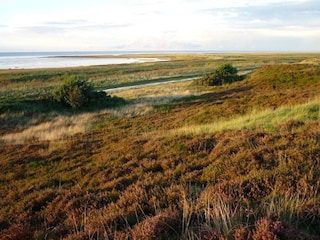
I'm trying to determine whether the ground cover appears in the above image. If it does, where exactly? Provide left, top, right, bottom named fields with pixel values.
left=0, top=53, right=320, bottom=239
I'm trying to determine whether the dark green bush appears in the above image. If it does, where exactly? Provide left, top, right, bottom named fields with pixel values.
left=52, top=76, right=93, bottom=108
left=52, top=75, right=125, bottom=109
left=196, top=63, right=241, bottom=86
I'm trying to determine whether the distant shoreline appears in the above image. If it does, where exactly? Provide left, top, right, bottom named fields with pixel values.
left=0, top=51, right=168, bottom=69
left=1, top=51, right=319, bottom=70
left=0, top=51, right=211, bottom=58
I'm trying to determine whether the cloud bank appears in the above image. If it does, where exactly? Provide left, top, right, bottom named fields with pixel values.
left=0, top=0, right=319, bottom=51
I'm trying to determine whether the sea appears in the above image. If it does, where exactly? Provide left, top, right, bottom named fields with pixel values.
left=0, top=51, right=168, bottom=69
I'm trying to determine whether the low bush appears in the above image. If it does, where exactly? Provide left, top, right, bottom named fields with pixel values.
left=196, top=63, right=243, bottom=86
left=52, top=75, right=93, bottom=108
left=52, top=75, right=125, bottom=109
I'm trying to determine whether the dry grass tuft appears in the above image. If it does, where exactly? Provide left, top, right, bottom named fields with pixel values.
left=0, top=113, right=93, bottom=143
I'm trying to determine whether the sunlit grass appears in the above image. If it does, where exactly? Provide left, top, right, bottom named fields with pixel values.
left=174, top=97, right=320, bottom=136
left=0, top=113, right=93, bottom=143
left=108, top=79, right=197, bottom=101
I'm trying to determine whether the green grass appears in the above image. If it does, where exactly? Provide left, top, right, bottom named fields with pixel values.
left=175, top=97, right=320, bottom=135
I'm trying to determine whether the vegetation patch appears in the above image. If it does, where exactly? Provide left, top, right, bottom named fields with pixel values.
left=175, top=97, right=320, bottom=135
left=0, top=53, right=320, bottom=239
left=195, top=63, right=244, bottom=86
left=52, top=75, right=126, bottom=109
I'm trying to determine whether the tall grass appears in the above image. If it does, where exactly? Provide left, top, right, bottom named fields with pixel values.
left=180, top=185, right=319, bottom=239
left=264, top=192, right=308, bottom=223
left=175, top=97, right=320, bottom=136
left=0, top=113, right=93, bottom=143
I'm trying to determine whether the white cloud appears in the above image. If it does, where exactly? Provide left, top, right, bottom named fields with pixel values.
left=0, top=0, right=319, bottom=51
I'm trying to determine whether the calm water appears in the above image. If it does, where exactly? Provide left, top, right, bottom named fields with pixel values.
left=0, top=51, right=165, bottom=69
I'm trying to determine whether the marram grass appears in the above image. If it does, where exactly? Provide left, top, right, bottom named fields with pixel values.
left=175, top=97, right=320, bottom=136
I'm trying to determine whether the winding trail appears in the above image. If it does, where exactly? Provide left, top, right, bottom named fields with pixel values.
left=102, top=69, right=254, bottom=93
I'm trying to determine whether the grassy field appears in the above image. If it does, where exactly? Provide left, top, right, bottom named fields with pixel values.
left=0, top=53, right=320, bottom=239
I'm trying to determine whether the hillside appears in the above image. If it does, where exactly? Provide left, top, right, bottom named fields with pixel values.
left=0, top=56, right=320, bottom=239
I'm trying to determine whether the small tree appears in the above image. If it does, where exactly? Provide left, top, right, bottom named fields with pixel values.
left=52, top=76, right=93, bottom=108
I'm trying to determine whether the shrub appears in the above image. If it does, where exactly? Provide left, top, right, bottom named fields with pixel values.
left=52, top=75, right=93, bottom=108
left=196, top=63, right=241, bottom=86
left=52, top=75, right=125, bottom=109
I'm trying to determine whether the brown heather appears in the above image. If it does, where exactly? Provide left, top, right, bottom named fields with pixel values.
left=0, top=53, right=320, bottom=239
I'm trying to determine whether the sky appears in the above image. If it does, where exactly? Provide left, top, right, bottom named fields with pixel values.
left=0, top=0, right=319, bottom=52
